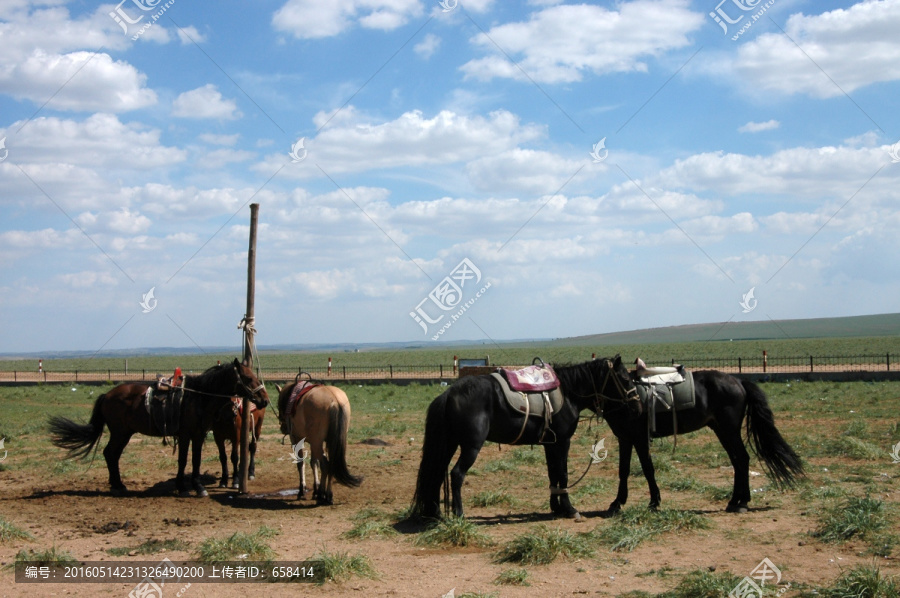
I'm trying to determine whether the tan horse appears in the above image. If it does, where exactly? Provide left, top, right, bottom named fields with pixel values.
left=275, top=381, right=362, bottom=504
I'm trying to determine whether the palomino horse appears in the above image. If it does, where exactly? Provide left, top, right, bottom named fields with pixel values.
left=49, top=359, right=268, bottom=497
left=212, top=397, right=266, bottom=488
left=604, top=367, right=804, bottom=514
left=276, top=380, right=362, bottom=505
left=412, top=356, right=640, bottom=520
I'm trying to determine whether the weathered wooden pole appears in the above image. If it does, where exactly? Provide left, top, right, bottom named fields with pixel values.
left=239, top=203, right=260, bottom=494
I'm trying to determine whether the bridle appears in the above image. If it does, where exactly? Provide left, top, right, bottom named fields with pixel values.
left=591, top=358, right=640, bottom=416
left=180, top=364, right=267, bottom=407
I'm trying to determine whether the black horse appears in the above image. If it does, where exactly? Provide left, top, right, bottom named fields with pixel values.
left=48, top=359, right=269, bottom=497
left=412, top=355, right=640, bottom=520
left=605, top=369, right=804, bottom=514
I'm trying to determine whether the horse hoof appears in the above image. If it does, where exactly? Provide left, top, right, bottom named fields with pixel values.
left=572, top=512, right=584, bottom=522
left=726, top=504, right=748, bottom=514
left=110, top=487, right=128, bottom=497
left=249, top=475, right=255, bottom=480
left=219, top=481, right=228, bottom=488
left=178, top=491, right=192, bottom=498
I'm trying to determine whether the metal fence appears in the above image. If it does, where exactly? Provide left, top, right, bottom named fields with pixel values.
left=1, top=353, right=895, bottom=383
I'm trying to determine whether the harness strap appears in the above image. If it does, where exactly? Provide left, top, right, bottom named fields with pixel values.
left=510, top=392, right=530, bottom=445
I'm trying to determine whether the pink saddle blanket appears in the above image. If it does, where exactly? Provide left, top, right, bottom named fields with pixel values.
left=499, top=364, right=559, bottom=392
left=285, top=381, right=320, bottom=418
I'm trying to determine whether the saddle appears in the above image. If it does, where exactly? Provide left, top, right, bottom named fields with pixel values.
left=279, top=380, right=320, bottom=435
left=491, top=371, right=563, bottom=445
left=632, top=363, right=695, bottom=439
left=145, top=368, right=185, bottom=439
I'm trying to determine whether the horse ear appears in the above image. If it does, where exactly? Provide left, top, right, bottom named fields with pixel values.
left=275, top=383, right=282, bottom=393
left=614, top=354, right=622, bottom=367
left=232, top=357, right=241, bottom=368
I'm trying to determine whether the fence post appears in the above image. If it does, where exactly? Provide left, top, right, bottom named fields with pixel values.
left=763, top=351, right=767, bottom=373
left=328, top=357, right=332, bottom=376
left=75, top=370, right=78, bottom=382
left=453, top=355, right=458, bottom=375
left=390, top=365, right=393, bottom=379
left=343, top=365, right=346, bottom=380
left=440, top=364, right=443, bottom=377
left=887, top=353, right=891, bottom=372
left=738, top=357, right=742, bottom=373
left=809, top=356, right=813, bottom=372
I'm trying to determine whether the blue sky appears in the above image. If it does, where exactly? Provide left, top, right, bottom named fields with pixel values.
left=1, top=0, right=899, bottom=354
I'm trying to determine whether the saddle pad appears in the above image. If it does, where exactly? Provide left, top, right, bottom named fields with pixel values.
left=286, top=381, right=320, bottom=418
left=146, top=383, right=184, bottom=437
left=491, top=373, right=563, bottom=417
left=499, top=364, right=560, bottom=392
left=635, top=370, right=695, bottom=413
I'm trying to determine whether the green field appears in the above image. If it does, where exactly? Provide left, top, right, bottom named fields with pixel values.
left=0, top=335, right=897, bottom=374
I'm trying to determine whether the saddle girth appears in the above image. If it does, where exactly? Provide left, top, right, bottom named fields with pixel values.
left=491, top=373, right=563, bottom=445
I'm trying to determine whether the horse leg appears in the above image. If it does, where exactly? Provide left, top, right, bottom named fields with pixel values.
left=317, top=455, right=333, bottom=506
left=103, top=432, right=133, bottom=495
left=544, top=439, right=580, bottom=519
left=709, top=423, right=751, bottom=513
left=248, top=437, right=257, bottom=481
left=176, top=434, right=191, bottom=496
left=633, top=438, right=661, bottom=510
left=609, top=436, right=633, bottom=514
left=190, top=433, right=208, bottom=497
left=214, top=432, right=229, bottom=488
left=449, top=443, right=483, bottom=518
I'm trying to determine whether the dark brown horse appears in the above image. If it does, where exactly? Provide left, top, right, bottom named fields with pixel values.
left=49, top=359, right=269, bottom=497
left=212, top=397, right=266, bottom=488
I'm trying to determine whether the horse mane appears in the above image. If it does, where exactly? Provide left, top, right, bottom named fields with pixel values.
left=185, top=362, right=233, bottom=390
left=553, top=358, right=607, bottom=395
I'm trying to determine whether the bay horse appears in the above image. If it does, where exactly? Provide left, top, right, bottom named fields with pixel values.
left=275, top=381, right=362, bottom=505
left=412, top=355, right=640, bottom=520
left=212, top=397, right=266, bottom=488
left=48, top=359, right=268, bottom=497
left=605, top=368, right=804, bottom=514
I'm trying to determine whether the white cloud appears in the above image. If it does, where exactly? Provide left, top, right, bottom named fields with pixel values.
left=172, top=85, right=241, bottom=119
left=3, top=113, right=186, bottom=169
left=466, top=148, right=586, bottom=195
left=256, top=108, right=545, bottom=176
left=724, top=0, right=900, bottom=98
left=460, top=0, right=704, bottom=83
left=738, top=120, right=780, bottom=133
left=272, top=0, right=423, bottom=39
left=414, top=33, right=440, bottom=59
left=0, top=49, right=157, bottom=112
left=175, top=25, right=206, bottom=44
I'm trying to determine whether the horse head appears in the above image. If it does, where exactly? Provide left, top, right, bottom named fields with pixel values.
left=606, top=354, right=642, bottom=418
left=232, top=358, right=269, bottom=409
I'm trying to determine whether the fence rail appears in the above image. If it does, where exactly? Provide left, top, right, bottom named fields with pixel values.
left=0, top=353, right=896, bottom=383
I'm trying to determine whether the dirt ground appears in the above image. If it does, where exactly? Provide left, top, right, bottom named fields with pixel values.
left=1, top=425, right=898, bottom=598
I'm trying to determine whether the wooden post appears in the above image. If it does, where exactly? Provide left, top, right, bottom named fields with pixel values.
left=239, top=203, right=260, bottom=494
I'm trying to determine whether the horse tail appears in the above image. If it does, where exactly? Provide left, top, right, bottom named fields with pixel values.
left=326, top=403, right=362, bottom=488
left=411, top=390, right=451, bottom=519
left=48, top=393, right=106, bottom=460
left=742, top=379, right=805, bottom=489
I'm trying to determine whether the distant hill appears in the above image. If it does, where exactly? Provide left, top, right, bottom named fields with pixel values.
left=1, top=313, right=897, bottom=359
left=546, top=313, right=900, bottom=347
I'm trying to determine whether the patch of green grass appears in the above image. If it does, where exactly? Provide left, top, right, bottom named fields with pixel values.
left=15, top=546, right=78, bottom=566
left=0, top=517, right=33, bottom=543
left=312, top=549, right=378, bottom=584
left=494, top=568, right=530, bottom=586
left=471, top=489, right=517, bottom=508
left=819, top=564, right=899, bottom=598
left=416, top=516, right=494, bottom=548
left=106, top=538, right=189, bottom=557
left=593, top=508, right=710, bottom=552
left=494, top=525, right=594, bottom=565
left=656, top=569, right=743, bottom=598
left=342, top=508, right=398, bottom=540
left=196, top=526, right=278, bottom=562
left=812, top=496, right=891, bottom=544
left=458, top=592, right=499, bottom=598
